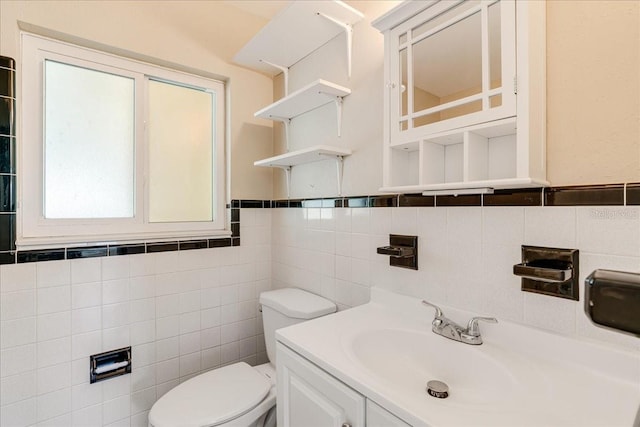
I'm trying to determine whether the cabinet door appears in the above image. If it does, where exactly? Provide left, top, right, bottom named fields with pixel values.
left=277, top=343, right=366, bottom=427
left=388, top=0, right=516, bottom=144
left=367, top=400, right=412, bottom=427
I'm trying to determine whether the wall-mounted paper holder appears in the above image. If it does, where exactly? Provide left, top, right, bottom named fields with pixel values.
left=377, top=234, right=418, bottom=270
left=90, top=347, right=131, bottom=384
left=513, top=246, right=579, bottom=300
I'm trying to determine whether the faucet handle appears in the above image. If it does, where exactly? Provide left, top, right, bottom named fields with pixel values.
left=421, top=300, right=444, bottom=318
left=466, top=316, right=498, bottom=336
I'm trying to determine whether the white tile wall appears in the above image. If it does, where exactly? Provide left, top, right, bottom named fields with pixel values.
left=3, top=204, right=638, bottom=425
left=272, top=206, right=640, bottom=353
left=0, top=209, right=271, bottom=426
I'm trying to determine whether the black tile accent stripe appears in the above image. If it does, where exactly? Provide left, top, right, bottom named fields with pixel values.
left=545, top=184, right=624, bottom=206
left=0, top=175, right=15, bottom=212
left=0, top=57, right=15, bottom=70
left=301, top=198, right=344, bottom=208
left=0, top=213, right=14, bottom=251
left=627, top=183, right=640, bottom=205
left=146, top=242, right=179, bottom=253
left=109, top=244, right=146, bottom=256
left=343, top=197, right=368, bottom=208
left=18, top=249, right=66, bottom=263
left=231, top=222, right=240, bottom=237
left=3, top=181, right=638, bottom=266
left=399, top=194, right=435, bottom=207
left=0, top=57, right=16, bottom=263
left=179, top=240, right=208, bottom=251
left=483, top=188, right=543, bottom=207
left=67, top=246, right=108, bottom=259
left=209, top=238, right=232, bottom=248
left=0, top=251, right=15, bottom=265
left=0, top=97, right=15, bottom=136
left=436, top=194, right=482, bottom=207
left=239, top=200, right=264, bottom=209
left=0, top=136, right=14, bottom=174
left=369, top=195, right=398, bottom=208
left=0, top=68, right=14, bottom=98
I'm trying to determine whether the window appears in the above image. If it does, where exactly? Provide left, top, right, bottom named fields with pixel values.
left=20, top=34, right=227, bottom=246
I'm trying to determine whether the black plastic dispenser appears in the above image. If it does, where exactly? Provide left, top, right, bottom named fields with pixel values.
left=585, top=270, right=640, bottom=337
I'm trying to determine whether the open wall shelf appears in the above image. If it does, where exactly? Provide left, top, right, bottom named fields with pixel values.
left=233, top=0, right=364, bottom=80
left=254, top=145, right=352, bottom=198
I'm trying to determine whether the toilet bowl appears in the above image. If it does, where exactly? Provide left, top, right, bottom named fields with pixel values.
left=148, top=288, right=336, bottom=427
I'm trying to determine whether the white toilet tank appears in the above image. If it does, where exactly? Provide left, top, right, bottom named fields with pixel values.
left=259, top=288, right=336, bottom=364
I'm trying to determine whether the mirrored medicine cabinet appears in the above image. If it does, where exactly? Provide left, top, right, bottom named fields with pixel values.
left=373, top=0, right=548, bottom=194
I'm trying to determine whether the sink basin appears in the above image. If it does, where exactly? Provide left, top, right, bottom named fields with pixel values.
left=344, top=328, right=532, bottom=407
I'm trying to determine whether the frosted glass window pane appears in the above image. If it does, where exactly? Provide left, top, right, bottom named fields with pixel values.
left=148, top=80, right=213, bottom=223
left=44, top=60, right=135, bottom=219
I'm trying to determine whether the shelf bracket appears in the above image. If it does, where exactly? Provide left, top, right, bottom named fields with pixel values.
left=335, top=155, right=345, bottom=196
left=334, top=96, right=344, bottom=137
left=259, top=59, right=290, bottom=96
left=269, top=116, right=292, bottom=152
left=315, top=153, right=346, bottom=196
left=284, top=166, right=292, bottom=199
left=316, top=12, right=354, bottom=78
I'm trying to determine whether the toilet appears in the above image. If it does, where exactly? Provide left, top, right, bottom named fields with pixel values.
left=148, top=288, right=336, bottom=427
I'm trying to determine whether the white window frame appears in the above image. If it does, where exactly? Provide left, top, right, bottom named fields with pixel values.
left=19, top=33, right=228, bottom=248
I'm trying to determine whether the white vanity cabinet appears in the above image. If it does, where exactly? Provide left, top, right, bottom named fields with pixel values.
left=277, top=342, right=414, bottom=427
left=372, top=0, right=548, bottom=194
left=277, top=343, right=366, bottom=427
left=366, top=401, right=411, bottom=427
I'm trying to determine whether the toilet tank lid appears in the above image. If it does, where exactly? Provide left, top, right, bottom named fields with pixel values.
left=260, top=288, right=336, bottom=319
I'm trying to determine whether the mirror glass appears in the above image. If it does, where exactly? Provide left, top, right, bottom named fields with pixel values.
left=401, top=1, right=504, bottom=128
left=412, top=11, right=482, bottom=113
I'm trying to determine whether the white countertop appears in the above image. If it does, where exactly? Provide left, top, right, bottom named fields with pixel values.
left=276, top=288, right=640, bottom=427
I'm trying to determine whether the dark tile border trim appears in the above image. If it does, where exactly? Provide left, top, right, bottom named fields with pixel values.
left=435, top=194, right=482, bottom=207
left=67, top=246, right=108, bottom=259
left=4, top=183, right=639, bottom=265
left=544, top=184, right=624, bottom=206
left=8, top=235, right=236, bottom=264
left=627, top=183, right=640, bottom=205
left=483, top=188, right=543, bottom=207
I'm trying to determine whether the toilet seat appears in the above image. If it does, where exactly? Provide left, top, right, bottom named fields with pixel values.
left=148, top=362, right=271, bottom=427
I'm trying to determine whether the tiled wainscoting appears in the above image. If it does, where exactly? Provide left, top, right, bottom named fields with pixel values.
left=0, top=210, right=271, bottom=426
left=269, top=189, right=640, bottom=356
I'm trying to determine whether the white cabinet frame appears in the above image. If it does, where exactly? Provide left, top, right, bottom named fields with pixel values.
left=374, top=0, right=548, bottom=194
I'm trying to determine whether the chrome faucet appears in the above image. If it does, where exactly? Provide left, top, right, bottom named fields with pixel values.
left=421, top=300, right=497, bottom=345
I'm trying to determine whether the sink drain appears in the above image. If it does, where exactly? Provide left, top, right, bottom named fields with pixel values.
left=426, top=380, right=449, bottom=399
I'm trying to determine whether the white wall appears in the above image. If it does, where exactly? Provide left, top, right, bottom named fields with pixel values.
left=270, top=1, right=395, bottom=199
left=0, top=211, right=271, bottom=426
left=271, top=205, right=640, bottom=353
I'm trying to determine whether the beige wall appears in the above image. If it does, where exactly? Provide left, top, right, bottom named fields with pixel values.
left=0, top=0, right=275, bottom=200
left=547, top=0, right=640, bottom=186
left=1, top=0, right=639, bottom=201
